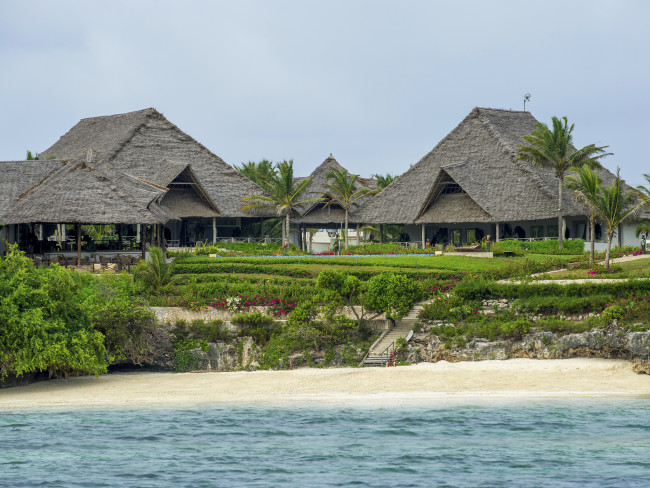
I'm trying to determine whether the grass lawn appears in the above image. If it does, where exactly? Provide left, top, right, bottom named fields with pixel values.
left=533, top=256, right=650, bottom=280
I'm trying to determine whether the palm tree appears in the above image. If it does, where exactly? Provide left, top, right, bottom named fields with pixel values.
left=590, top=168, right=647, bottom=270
left=234, top=160, right=275, bottom=186
left=323, top=168, right=372, bottom=250
left=372, top=173, right=397, bottom=193
left=635, top=173, right=650, bottom=245
left=241, top=160, right=321, bottom=242
left=516, top=116, right=610, bottom=248
left=565, top=164, right=602, bottom=267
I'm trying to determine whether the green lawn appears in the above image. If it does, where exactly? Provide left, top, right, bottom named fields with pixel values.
left=533, top=256, right=650, bottom=280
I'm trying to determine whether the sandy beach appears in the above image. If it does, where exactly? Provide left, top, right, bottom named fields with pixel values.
left=1, top=358, right=649, bottom=410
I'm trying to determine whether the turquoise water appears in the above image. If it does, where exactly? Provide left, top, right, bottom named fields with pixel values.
left=2, top=400, right=649, bottom=487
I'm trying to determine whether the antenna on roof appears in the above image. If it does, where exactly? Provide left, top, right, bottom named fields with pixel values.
left=523, top=93, right=531, bottom=111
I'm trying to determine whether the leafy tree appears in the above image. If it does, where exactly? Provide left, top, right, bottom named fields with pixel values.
left=565, top=164, right=601, bottom=267
left=516, top=116, right=610, bottom=248
left=0, top=246, right=108, bottom=379
left=323, top=168, right=372, bottom=250
left=365, top=272, right=423, bottom=320
left=241, top=160, right=322, bottom=242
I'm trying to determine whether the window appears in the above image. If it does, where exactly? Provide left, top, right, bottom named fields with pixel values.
left=547, top=225, right=558, bottom=238
left=531, top=226, right=543, bottom=238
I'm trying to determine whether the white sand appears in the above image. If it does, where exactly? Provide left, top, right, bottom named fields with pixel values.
left=1, top=358, right=648, bottom=411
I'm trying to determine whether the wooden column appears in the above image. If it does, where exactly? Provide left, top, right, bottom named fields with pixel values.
left=76, top=223, right=81, bottom=266
left=379, top=224, right=384, bottom=244
left=141, top=224, right=146, bottom=260
left=150, top=225, right=155, bottom=248
left=495, top=223, right=500, bottom=242
left=356, top=224, right=360, bottom=247
left=421, top=224, right=426, bottom=249
left=212, top=217, right=217, bottom=243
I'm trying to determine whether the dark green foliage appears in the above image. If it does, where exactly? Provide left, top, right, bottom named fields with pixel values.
left=133, top=246, right=175, bottom=293
left=172, top=318, right=230, bottom=343
left=491, top=239, right=585, bottom=256
left=365, top=272, right=424, bottom=319
left=0, top=247, right=108, bottom=379
left=232, top=313, right=278, bottom=344
left=511, top=295, right=613, bottom=315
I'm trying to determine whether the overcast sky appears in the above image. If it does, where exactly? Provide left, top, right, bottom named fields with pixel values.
left=1, top=1, right=648, bottom=187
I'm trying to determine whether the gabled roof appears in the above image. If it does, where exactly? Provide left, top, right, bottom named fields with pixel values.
left=1, top=160, right=177, bottom=225
left=0, top=160, right=66, bottom=222
left=40, top=108, right=272, bottom=217
left=354, top=107, right=611, bottom=224
left=160, top=165, right=220, bottom=218
left=296, top=154, right=375, bottom=220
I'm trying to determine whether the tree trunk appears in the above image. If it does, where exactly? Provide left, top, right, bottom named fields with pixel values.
left=605, top=231, right=614, bottom=270
left=589, top=215, right=596, bottom=268
left=285, top=215, right=290, bottom=246
left=558, top=177, right=564, bottom=249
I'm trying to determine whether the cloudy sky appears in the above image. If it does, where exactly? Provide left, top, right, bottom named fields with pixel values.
left=1, top=1, right=648, bottom=187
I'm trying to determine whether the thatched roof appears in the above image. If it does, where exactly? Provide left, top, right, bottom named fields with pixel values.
left=2, top=160, right=177, bottom=225
left=354, top=107, right=623, bottom=225
left=0, top=160, right=65, bottom=224
left=294, top=154, right=375, bottom=224
left=39, top=108, right=272, bottom=217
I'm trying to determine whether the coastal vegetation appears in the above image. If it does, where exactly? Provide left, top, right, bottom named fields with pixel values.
left=1, top=239, right=648, bottom=382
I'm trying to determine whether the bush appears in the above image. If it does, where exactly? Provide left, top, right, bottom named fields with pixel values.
left=366, top=272, right=424, bottom=320
left=491, top=239, right=585, bottom=255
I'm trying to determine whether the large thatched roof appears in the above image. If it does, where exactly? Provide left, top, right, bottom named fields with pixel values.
left=294, top=154, right=375, bottom=225
left=0, top=160, right=65, bottom=224
left=354, top=107, right=623, bottom=225
left=39, top=108, right=272, bottom=217
left=2, top=160, right=177, bottom=225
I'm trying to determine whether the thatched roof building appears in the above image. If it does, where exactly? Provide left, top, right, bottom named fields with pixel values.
left=2, top=160, right=178, bottom=225
left=294, top=154, right=376, bottom=226
left=39, top=108, right=271, bottom=218
left=0, top=161, right=65, bottom=223
left=353, top=107, right=622, bottom=225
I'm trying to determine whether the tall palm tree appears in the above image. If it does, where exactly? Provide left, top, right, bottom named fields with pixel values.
left=516, top=116, right=610, bottom=248
left=634, top=173, right=650, bottom=244
left=565, top=164, right=602, bottom=267
left=590, top=168, right=647, bottom=269
left=241, top=160, right=321, bottom=242
left=323, top=168, right=372, bottom=250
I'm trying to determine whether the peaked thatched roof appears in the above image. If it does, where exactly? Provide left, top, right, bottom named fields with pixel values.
left=0, top=160, right=66, bottom=224
left=294, top=154, right=375, bottom=224
left=40, top=108, right=272, bottom=217
left=2, top=160, right=177, bottom=225
left=354, top=107, right=623, bottom=225
left=160, top=165, right=219, bottom=218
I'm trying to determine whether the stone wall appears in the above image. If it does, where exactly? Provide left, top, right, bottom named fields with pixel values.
left=404, top=328, right=650, bottom=363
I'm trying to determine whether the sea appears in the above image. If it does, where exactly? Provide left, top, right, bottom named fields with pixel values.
left=1, top=399, right=649, bottom=488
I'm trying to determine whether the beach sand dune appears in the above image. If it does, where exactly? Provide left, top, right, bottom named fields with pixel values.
left=1, top=359, right=649, bottom=410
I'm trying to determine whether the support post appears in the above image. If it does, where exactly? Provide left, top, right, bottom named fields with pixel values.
left=496, top=223, right=500, bottom=242
left=356, top=224, right=360, bottom=247
left=117, top=223, right=123, bottom=251
left=141, top=224, right=146, bottom=260
left=421, top=224, right=425, bottom=249
left=379, top=224, right=384, bottom=244
left=212, top=217, right=217, bottom=243
left=76, top=223, right=81, bottom=266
